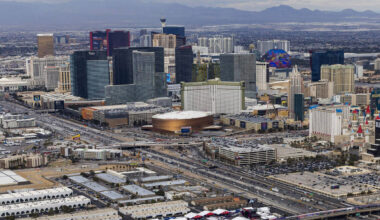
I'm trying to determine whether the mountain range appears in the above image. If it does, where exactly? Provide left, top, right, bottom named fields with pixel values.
left=0, top=0, right=379, bottom=30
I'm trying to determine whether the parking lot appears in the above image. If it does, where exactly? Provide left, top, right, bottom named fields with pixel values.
left=271, top=171, right=377, bottom=198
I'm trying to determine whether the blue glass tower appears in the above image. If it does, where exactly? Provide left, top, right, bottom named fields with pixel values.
left=310, top=50, right=344, bottom=82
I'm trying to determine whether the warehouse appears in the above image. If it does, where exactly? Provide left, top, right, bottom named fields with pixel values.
left=143, top=180, right=187, bottom=188
left=95, top=173, right=125, bottom=184
left=21, top=208, right=121, bottom=220
left=0, top=187, right=73, bottom=205
left=0, top=170, right=29, bottom=187
left=119, top=200, right=190, bottom=219
left=122, top=185, right=155, bottom=197
left=0, top=196, right=90, bottom=217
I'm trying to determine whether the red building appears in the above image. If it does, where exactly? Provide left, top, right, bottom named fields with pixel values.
left=90, top=29, right=130, bottom=56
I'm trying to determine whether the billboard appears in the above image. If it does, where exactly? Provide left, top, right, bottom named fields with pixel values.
left=181, top=126, right=192, bottom=134
left=261, top=122, right=268, bottom=131
left=33, top=95, right=41, bottom=102
left=240, top=121, right=246, bottom=129
left=273, top=121, right=279, bottom=129
left=72, top=134, right=80, bottom=141
left=54, top=100, right=64, bottom=110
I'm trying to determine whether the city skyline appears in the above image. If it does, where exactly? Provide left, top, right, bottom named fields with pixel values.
left=0, top=0, right=380, bottom=12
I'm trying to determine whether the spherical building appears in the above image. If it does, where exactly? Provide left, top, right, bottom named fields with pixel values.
left=263, top=49, right=291, bottom=69
left=152, top=111, right=213, bottom=133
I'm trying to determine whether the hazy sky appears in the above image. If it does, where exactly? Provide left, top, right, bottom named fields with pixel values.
left=156, top=0, right=380, bottom=12
left=1, top=0, right=380, bottom=12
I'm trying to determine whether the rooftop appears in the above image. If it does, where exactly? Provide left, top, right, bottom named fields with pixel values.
left=152, top=111, right=211, bottom=120
left=122, top=185, right=155, bottom=197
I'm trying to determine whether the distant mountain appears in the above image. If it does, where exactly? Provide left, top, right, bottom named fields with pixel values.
left=0, top=1, right=379, bottom=30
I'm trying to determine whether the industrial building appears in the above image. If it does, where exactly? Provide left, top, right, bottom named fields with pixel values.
left=152, top=111, right=213, bottom=133
left=119, top=200, right=190, bottom=219
left=206, top=138, right=276, bottom=166
left=0, top=187, right=73, bottom=205
left=181, top=79, right=245, bottom=114
left=220, top=114, right=286, bottom=132
left=121, top=185, right=155, bottom=197
left=0, top=170, right=29, bottom=187
left=0, top=196, right=90, bottom=217
left=21, top=208, right=121, bottom=220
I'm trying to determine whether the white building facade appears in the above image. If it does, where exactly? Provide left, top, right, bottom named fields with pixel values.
left=181, top=79, right=244, bottom=114
left=309, top=106, right=348, bottom=143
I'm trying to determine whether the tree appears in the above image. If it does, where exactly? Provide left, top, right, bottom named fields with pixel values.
left=155, top=189, right=165, bottom=196
left=62, top=175, right=68, bottom=180
left=47, top=208, right=55, bottom=216
left=89, top=170, right=95, bottom=176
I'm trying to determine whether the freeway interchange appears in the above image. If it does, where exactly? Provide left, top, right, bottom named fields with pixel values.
left=0, top=100, right=352, bottom=216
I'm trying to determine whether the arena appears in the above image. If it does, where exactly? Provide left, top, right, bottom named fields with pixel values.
left=152, top=111, right=213, bottom=133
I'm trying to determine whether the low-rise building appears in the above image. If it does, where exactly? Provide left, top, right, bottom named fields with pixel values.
left=72, top=148, right=122, bottom=160
left=119, top=200, right=190, bottom=219
left=221, top=114, right=286, bottom=132
left=0, top=196, right=90, bottom=218
left=0, top=114, right=36, bottom=129
left=0, top=154, right=48, bottom=169
left=0, top=187, right=73, bottom=205
left=21, top=208, right=121, bottom=220
left=206, top=138, right=276, bottom=166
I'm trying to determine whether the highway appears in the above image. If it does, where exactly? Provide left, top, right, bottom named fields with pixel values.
left=0, top=100, right=353, bottom=217
left=142, top=148, right=349, bottom=215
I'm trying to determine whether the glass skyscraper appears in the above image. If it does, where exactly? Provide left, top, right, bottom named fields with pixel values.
left=112, top=47, right=164, bottom=85
left=310, top=50, right=344, bottom=82
left=220, top=53, right=257, bottom=98
left=70, top=51, right=108, bottom=99
left=294, top=93, right=305, bottom=122
left=175, top=46, right=193, bottom=83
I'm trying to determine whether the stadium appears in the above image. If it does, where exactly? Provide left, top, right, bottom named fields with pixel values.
left=263, top=49, right=291, bottom=69
left=152, top=111, right=213, bottom=133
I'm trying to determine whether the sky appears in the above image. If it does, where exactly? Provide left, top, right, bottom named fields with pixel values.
left=153, top=0, right=380, bottom=12
left=0, top=0, right=380, bottom=12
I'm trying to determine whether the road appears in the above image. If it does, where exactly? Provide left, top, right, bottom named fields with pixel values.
left=0, top=100, right=351, bottom=216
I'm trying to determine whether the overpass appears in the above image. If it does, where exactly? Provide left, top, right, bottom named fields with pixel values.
left=287, top=205, right=380, bottom=220
left=110, top=141, right=203, bottom=149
